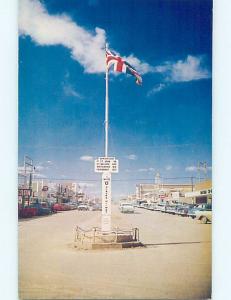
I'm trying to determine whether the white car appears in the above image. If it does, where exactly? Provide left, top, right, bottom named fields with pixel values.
left=195, top=209, right=212, bottom=224
left=154, top=204, right=165, bottom=211
left=77, top=204, right=89, bottom=211
left=120, top=203, right=135, bottom=213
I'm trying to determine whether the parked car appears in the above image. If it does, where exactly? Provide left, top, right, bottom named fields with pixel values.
left=30, top=202, right=51, bottom=216
left=147, top=203, right=157, bottom=211
left=177, top=204, right=196, bottom=216
left=138, top=201, right=148, bottom=208
left=154, top=203, right=166, bottom=211
left=176, top=204, right=193, bottom=217
left=53, top=203, right=69, bottom=211
left=165, top=205, right=177, bottom=214
left=188, top=204, right=211, bottom=219
left=78, top=204, right=89, bottom=211
left=160, top=205, right=169, bottom=213
left=195, top=210, right=212, bottom=224
left=18, top=204, right=37, bottom=218
left=174, top=205, right=185, bottom=216
left=68, top=202, right=78, bottom=210
left=120, top=203, right=135, bottom=213
left=195, top=205, right=212, bottom=224
left=91, top=204, right=102, bottom=211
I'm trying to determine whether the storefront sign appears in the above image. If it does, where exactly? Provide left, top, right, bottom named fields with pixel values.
left=18, top=188, right=32, bottom=197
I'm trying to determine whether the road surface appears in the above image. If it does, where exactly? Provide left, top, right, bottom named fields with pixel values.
left=19, top=205, right=211, bottom=299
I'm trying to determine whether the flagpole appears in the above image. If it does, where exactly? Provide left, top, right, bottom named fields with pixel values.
left=105, top=43, right=109, bottom=158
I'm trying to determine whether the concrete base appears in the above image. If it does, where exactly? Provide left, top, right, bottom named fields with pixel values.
left=92, top=241, right=143, bottom=250
left=74, top=227, right=143, bottom=250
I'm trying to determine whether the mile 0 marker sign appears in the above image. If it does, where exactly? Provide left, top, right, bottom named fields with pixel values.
left=94, top=157, right=119, bottom=173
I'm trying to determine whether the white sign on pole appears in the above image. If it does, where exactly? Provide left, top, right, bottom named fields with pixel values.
left=95, top=157, right=119, bottom=173
left=101, top=172, right=111, bottom=232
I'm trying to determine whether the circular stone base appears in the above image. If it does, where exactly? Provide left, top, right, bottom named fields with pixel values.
left=74, top=227, right=144, bottom=250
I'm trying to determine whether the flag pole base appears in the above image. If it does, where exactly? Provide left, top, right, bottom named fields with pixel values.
left=74, top=226, right=144, bottom=250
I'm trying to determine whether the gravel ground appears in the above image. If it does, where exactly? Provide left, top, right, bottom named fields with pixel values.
left=19, top=205, right=211, bottom=299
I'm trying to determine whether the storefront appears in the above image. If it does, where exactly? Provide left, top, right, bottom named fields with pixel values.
left=185, top=180, right=212, bottom=204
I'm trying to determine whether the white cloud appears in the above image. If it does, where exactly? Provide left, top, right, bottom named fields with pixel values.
left=123, top=54, right=154, bottom=74
left=33, top=173, right=47, bottom=178
left=126, top=154, right=137, bottom=160
left=147, top=83, right=166, bottom=96
left=35, top=165, right=45, bottom=171
left=19, top=0, right=106, bottom=73
left=35, top=160, right=54, bottom=171
left=147, top=55, right=210, bottom=96
left=185, top=165, right=197, bottom=172
left=19, top=0, right=151, bottom=74
left=138, top=168, right=148, bottom=172
left=138, top=167, right=155, bottom=172
left=19, top=0, right=211, bottom=90
left=165, top=165, right=172, bottom=171
left=155, top=55, right=211, bottom=82
left=79, top=182, right=96, bottom=188
left=63, top=84, right=83, bottom=99
left=80, top=155, right=94, bottom=162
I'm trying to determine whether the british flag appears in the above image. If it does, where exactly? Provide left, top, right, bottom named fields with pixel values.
left=106, top=49, right=142, bottom=85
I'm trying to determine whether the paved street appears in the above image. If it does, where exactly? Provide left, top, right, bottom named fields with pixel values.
left=19, top=205, right=211, bottom=299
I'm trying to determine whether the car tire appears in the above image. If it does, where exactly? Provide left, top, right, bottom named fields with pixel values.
left=200, top=216, right=207, bottom=224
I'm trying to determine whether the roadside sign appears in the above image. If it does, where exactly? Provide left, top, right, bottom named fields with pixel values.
left=18, top=188, right=32, bottom=197
left=94, top=157, right=119, bottom=173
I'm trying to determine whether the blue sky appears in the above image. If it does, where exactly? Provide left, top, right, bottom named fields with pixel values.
left=18, top=0, right=212, bottom=198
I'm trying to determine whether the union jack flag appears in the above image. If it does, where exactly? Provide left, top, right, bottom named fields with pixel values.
left=106, top=49, right=142, bottom=85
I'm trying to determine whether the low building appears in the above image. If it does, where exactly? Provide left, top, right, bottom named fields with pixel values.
left=185, top=179, right=212, bottom=204
left=136, top=182, right=193, bottom=203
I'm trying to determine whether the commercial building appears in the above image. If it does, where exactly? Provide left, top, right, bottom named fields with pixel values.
left=134, top=171, right=212, bottom=205
left=185, top=179, right=212, bottom=204
left=136, top=182, right=193, bottom=203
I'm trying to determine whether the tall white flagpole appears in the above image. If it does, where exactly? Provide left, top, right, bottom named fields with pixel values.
left=101, top=42, right=112, bottom=232
left=105, top=43, right=109, bottom=158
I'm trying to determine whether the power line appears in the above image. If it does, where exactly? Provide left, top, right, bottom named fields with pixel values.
left=26, top=176, right=209, bottom=182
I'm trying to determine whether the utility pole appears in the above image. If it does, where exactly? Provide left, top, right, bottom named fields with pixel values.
left=197, top=161, right=207, bottom=182
left=191, top=176, right=194, bottom=191
left=23, top=155, right=34, bottom=206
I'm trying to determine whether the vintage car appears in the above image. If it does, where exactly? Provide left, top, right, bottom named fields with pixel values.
left=29, top=202, right=51, bottom=215
left=53, top=203, right=71, bottom=211
left=195, top=207, right=212, bottom=224
left=147, top=203, right=157, bottom=211
left=68, top=202, right=78, bottom=210
left=18, top=204, right=37, bottom=218
left=91, top=204, right=102, bottom=211
left=188, top=204, right=211, bottom=220
left=77, top=204, right=89, bottom=211
left=165, top=205, right=177, bottom=214
left=120, top=203, right=135, bottom=213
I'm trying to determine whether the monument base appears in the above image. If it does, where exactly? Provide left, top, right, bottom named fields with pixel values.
left=74, top=226, right=144, bottom=250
